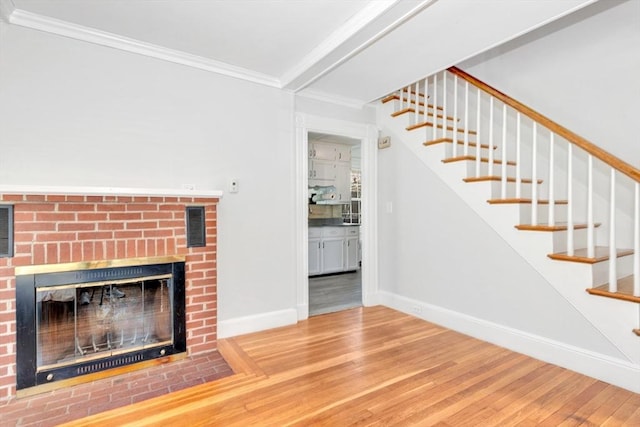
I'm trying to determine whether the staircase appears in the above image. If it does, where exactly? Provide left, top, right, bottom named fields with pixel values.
left=379, top=67, right=640, bottom=364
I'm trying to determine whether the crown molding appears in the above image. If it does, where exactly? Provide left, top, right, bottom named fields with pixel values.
left=279, top=0, right=398, bottom=88
left=296, top=88, right=367, bottom=110
left=0, top=0, right=15, bottom=23
left=7, top=8, right=281, bottom=88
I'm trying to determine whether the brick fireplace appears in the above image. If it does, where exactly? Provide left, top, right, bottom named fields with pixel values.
left=0, top=189, right=220, bottom=401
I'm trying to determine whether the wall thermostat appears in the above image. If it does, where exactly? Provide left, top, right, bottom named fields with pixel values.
left=378, top=136, right=391, bottom=149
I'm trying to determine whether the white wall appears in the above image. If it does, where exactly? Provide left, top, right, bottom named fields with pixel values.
left=459, top=0, right=640, bottom=168
left=377, top=139, right=624, bottom=358
left=0, top=24, right=297, bottom=333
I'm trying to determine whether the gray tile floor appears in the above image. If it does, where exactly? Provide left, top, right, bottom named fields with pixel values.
left=309, top=269, right=362, bottom=316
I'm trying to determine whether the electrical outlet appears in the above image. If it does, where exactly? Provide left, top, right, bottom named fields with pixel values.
left=182, top=184, right=195, bottom=190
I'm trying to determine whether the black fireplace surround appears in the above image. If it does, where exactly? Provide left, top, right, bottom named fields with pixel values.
left=16, top=261, right=186, bottom=391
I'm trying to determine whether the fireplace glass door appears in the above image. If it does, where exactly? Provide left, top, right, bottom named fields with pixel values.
left=16, top=261, right=186, bottom=391
left=36, top=276, right=173, bottom=369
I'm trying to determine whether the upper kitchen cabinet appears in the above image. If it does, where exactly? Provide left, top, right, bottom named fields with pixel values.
left=308, top=141, right=352, bottom=203
left=309, top=142, right=337, bottom=161
left=335, top=144, right=351, bottom=162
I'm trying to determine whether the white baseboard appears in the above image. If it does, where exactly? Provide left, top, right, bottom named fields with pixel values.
left=218, top=308, right=298, bottom=339
left=379, top=291, right=640, bottom=394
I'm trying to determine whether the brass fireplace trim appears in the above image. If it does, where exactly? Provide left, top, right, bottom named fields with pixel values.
left=16, top=352, right=188, bottom=399
left=15, top=255, right=186, bottom=276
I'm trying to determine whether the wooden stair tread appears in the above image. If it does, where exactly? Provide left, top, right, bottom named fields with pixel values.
left=423, top=138, right=496, bottom=150
left=382, top=94, right=443, bottom=111
left=407, top=121, right=476, bottom=134
left=392, top=108, right=457, bottom=122
left=464, top=176, right=543, bottom=184
left=487, top=198, right=568, bottom=205
left=587, top=276, right=640, bottom=303
left=633, top=329, right=640, bottom=337
left=548, top=247, right=634, bottom=264
left=515, top=222, right=601, bottom=231
left=443, top=155, right=516, bottom=166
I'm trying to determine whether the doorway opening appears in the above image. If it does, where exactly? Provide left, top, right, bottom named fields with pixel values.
left=307, top=132, right=362, bottom=316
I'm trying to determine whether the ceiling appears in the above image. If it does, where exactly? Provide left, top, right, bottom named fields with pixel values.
left=2, top=0, right=599, bottom=105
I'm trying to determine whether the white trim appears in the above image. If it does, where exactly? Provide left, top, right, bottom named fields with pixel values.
left=7, top=9, right=280, bottom=87
left=0, top=185, right=223, bottom=198
left=288, top=0, right=438, bottom=93
left=379, top=291, right=640, bottom=394
left=294, top=113, right=378, bottom=321
left=217, top=308, right=298, bottom=339
left=296, top=88, right=367, bottom=110
left=280, top=0, right=398, bottom=87
left=0, top=0, right=14, bottom=22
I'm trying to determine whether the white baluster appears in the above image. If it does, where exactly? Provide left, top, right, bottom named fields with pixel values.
left=567, top=143, right=574, bottom=256
left=587, top=155, right=594, bottom=258
left=433, top=73, right=438, bottom=142
left=634, top=182, right=639, bottom=296
left=414, top=81, right=419, bottom=123
left=452, top=75, right=458, bottom=158
left=464, top=81, right=469, bottom=156
left=442, top=71, right=447, bottom=140
left=398, top=88, right=403, bottom=111
left=488, top=97, right=494, bottom=177
left=531, top=122, right=538, bottom=226
left=500, top=104, right=507, bottom=199
left=608, top=169, right=617, bottom=292
left=548, top=132, right=555, bottom=226
left=516, top=112, right=521, bottom=199
left=475, top=88, right=481, bottom=178
left=423, top=77, right=429, bottom=124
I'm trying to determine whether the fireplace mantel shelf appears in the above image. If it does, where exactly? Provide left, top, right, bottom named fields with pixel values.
left=0, top=185, right=223, bottom=198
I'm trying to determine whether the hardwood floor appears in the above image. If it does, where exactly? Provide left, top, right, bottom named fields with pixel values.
left=62, top=306, right=640, bottom=426
left=309, top=269, right=362, bottom=316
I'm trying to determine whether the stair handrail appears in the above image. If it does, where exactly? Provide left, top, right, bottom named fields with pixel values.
left=448, top=66, right=640, bottom=183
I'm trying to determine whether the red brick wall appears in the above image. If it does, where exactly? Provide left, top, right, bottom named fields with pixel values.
left=0, top=193, right=219, bottom=401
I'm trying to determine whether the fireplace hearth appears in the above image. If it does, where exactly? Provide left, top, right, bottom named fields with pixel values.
left=15, top=257, right=186, bottom=391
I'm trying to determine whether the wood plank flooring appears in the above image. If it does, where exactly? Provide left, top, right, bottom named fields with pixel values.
left=62, top=306, right=640, bottom=426
left=309, top=269, right=362, bottom=316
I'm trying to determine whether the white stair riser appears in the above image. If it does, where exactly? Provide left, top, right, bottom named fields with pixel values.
left=591, top=254, right=635, bottom=287
left=465, top=161, right=517, bottom=178
left=489, top=181, right=537, bottom=199
left=552, top=228, right=590, bottom=253
left=519, top=204, right=568, bottom=224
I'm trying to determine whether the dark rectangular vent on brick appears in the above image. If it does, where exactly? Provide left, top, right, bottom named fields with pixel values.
left=186, top=206, right=206, bottom=247
left=0, top=205, right=13, bottom=257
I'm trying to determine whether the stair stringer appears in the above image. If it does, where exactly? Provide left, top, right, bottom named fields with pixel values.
left=378, top=101, right=640, bottom=373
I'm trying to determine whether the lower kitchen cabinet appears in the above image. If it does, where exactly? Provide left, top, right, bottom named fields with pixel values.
left=309, top=226, right=359, bottom=276
left=308, top=237, right=321, bottom=276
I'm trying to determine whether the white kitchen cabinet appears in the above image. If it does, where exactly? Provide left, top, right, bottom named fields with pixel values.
left=308, top=237, right=321, bottom=275
left=345, top=228, right=359, bottom=271
left=309, top=227, right=359, bottom=276
left=334, top=162, right=351, bottom=202
left=308, top=142, right=351, bottom=203
left=309, top=142, right=337, bottom=160
left=335, top=144, right=351, bottom=162
left=309, top=159, right=336, bottom=184
left=321, top=238, right=344, bottom=274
